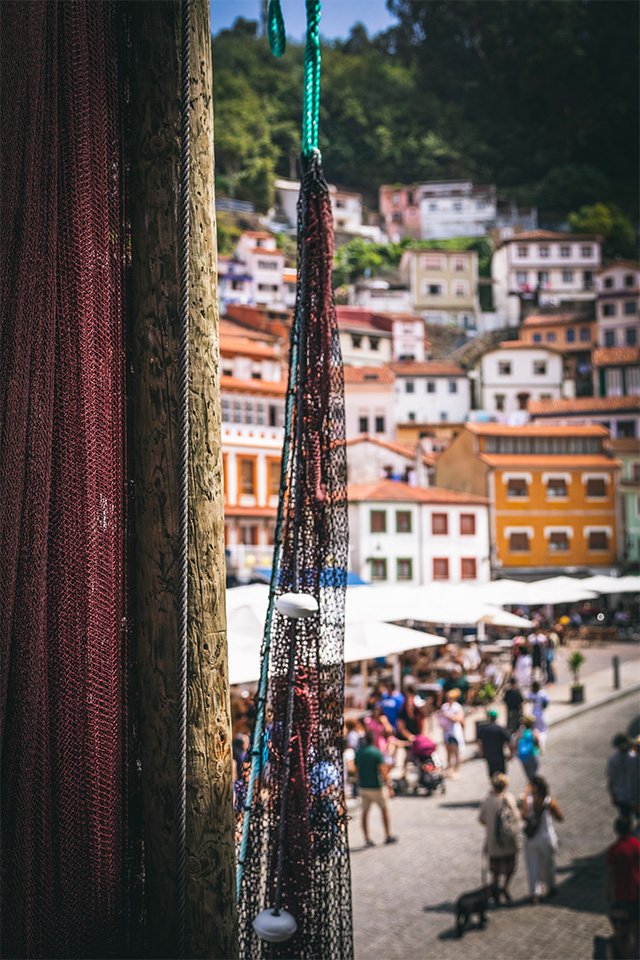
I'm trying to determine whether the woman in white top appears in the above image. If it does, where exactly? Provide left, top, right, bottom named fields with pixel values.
left=514, top=644, right=533, bottom=691
left=439, top=689, right=465, bottom=778
left=519, top=774, right=564, bottom=903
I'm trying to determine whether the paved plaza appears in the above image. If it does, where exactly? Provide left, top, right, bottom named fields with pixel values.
left=350, top=691, right=639, bottom=960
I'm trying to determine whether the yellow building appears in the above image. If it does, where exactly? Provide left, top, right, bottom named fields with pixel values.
left=435, top=422, right=620, bottom=576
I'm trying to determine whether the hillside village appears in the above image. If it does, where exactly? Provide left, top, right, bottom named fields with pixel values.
left=217, top=178, right=640, bottom=587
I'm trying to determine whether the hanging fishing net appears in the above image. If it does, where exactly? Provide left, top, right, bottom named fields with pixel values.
left=236, top=5, right=353, bottom=955
left=0, top=2, right=130, bottom=956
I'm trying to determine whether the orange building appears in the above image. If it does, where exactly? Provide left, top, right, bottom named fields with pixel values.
left=520, top=312, right=596, bottom=396
left=435, top=422, right=620, bottom=576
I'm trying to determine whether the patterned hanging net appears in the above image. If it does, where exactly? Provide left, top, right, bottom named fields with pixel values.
left=0, top=2, right=131, bottom=956
left=237, top=4, right=353, bottom=956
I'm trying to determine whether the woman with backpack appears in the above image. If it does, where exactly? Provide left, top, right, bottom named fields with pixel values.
left=479, top=772, right=521, bottom=903
left=520, top=775, right=564, bottom=903
left=514, top=714, right=541, bottom=781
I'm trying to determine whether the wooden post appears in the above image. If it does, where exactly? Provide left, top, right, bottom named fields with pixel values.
left=128, top=2, right=238, bottom=957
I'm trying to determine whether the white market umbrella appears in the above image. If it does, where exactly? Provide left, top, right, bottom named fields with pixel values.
left=477, top=608, right=534, bottom=629
left=580, top=575, right=640, bottom=595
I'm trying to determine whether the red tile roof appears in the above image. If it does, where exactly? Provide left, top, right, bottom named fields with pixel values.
left=529, top=396, right=640, bottom=416
left=250, top=246, right=282, bottom=256
left=492, top=340, right=562, bottom=354
left=346, top=434, right=435, bottom=465
left=221, top=376, right=286, bottom=397
left=522, top=313, right=593, bottom=328
left=336, top=307, right=393, bottom=333
left=220, top=335, right=281, bottom=361
left=389, top=361, right=466, bottom=377
left=242, top=231, right=273, bottom=239
left=592, top=346, right=640, bottom=366
left=348, top=479, right=488, bottom=505
left=343, top=366, right=395, bottom=385
left=480, top=454, right=620, bottom=469
left=466, top=422, right=609, bottom=437
left=223, top=505, right=278, bottom=518
left=498, top=230, right=601, bottom=247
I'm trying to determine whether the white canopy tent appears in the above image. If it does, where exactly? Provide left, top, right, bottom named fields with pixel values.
left=579, top=574, right=640, bottom=595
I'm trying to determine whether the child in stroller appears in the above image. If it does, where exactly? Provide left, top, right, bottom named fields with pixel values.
left=394, top=735, right=446, bottom=797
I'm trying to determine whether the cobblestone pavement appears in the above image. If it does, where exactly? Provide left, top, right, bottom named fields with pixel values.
left=350, top=691, right=639, bottom=960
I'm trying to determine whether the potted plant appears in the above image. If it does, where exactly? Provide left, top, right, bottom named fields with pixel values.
left=568, top=650, right=586, bottom=704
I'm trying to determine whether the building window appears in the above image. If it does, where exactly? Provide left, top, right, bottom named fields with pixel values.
left=240, top=524, right=259, bottom=546
left=440, top=411, right=448, bottom=422
left=375, top=415, right=385, bottom=433
left=454, top=282, right=468, bottom=297
left=507, top=478, right=528, bottom=499
left=509, top=532, right=530, bottom=552
left=448, top=380, right=458, bottom=394
left=358, top=415, right=369, bottom=433
left=562, top=270, right=573, bottom=283
left=495, top=394, right=505, bottom=412
left=369, top=337, right=380, bottom=351
left=238, top=457, right=256, bottom=495
left=560, top=245, right=571, bottom=258
left=433, top=558, right=449, bottom=580
left=586, top=477, right=606, bottom=498
left=566, top=328, right=576, bottom=343
left=604, top=276, right=614, bottom=289
left=549, top=531, right=570, bottom=552
left=405, top=381, right=415, bottom=394
left=232, top=400, right=243, bottom=423
left=588, top=530, right=608, bottom=551
left=370, top=558, right=388, bottom=581
left=432, top=513, right=448, bottom=535
left=460, top=513, right=476, bottom=535
left=579, top=327, right=590, bottom=341
left=396, top=510, right=412, bottom=533
left=257, top=259, right=279, bottom=270
left=625, top=326, right=638, bottom=347
left=426, top=380, right=436, bottom=393
left=427, top=283, right=443, bottom=296
left=351, top=334, right=362, bottom=348
left=581, top=245, right=593, bottom=257
left=498, top=361, right=512, bottom=375
left=221, top=398, right=231, bottom=422
left=625, top=273, right=636, bottom=287
left=533, top=333, right=542, bottom=343
left=632, top=463, right=640, bottom=483
left=533, top=360, right=547, bottom=375
left=370, top=510, right=386, bottom=533
left=537, top=271, right=549, bottom=286
left=516, top=271, right=528, bottom=285
left=584, top=270, right=594, bottom=288
left=546, top=477, right=568, bottom=498
left=618, top=420, right=637, bottom=438
left=397, top=558, right=413, bottom=581
left=546, top=332, right=556, bottom=342
left=461, top=558, right=477, bottom=580
left=424, top=255, right=443, bottom=270
left=453, top=201, right=463, bottom=212
left=453, top=257, right=465, bottom=272
left=539, top=245, right=550, bottom=258
left=624, top=302, right=638, bottom=316
left=604, top=330, right=616, bottom=347
left=517, top=245, right=528, bottom=257
left=408, top=412, right=416, bottom=422
left=268, top=459, right=281, bottom=496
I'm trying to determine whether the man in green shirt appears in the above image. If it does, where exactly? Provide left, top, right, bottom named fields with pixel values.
left=355, top=731, right=398, bottom=847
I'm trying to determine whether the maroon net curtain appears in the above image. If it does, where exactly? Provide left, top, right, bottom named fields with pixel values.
left=1, top=3, right=129, bottom=956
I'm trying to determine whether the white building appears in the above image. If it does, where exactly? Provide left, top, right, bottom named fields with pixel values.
left=348, top=480, right=490, bottom=585
left=350, top=279, right=412, bottom=314
left=218, top=256, right=253, bottom=306
left=337, top=307, right=393, bottom=367
left=419, top=180, right=497, bottom=240
left=478, top=341, right=564, bottom=418
left=391, top=315, right=426, bottom=362
left=220, top=322, right=286, bottom=582
left=273, top=178, right=384, bottom=241
left=390, top=360, right=470, bottom=424
left=491, top=230, right=601, bottom=326
left=235, top=231, right=286, bottom=308
left=346, top=436, right=434, bottom=487
left=344, top=366, right=396, bottom=442
left=596, top=261, right=640, bottom=348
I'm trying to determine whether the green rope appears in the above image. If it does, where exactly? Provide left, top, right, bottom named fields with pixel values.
left=302, top=0, right=321, bottom=157
left=267, top=0, right=286, bottom=57
left=268, top=0, right=321, bottom=158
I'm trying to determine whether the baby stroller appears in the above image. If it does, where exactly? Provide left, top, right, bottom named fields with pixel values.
left=393, top=736, right=446, bottom=797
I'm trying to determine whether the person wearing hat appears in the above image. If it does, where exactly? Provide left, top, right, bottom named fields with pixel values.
left=477, top=707, right=512, bottom=779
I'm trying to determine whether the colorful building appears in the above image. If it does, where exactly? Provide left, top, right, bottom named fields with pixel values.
left=348, top=480, right=490, bottom=585
left=529, top=395, right=640, bottom=441
left=435, top=422, right=620, bottom=577
left=520, top=312, right=596, bottom=396
left=610, top=438, right=640, bottom=569
left=343, top=365, right=396, bottom=442
left=400, top=247, right=479, bottom=329
left=596, top=261, right=640, bottom=347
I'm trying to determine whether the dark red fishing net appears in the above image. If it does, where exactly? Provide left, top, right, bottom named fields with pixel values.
left=0, top=2, right=129, bottom=956
left=237, top=153, right=353, bottom=959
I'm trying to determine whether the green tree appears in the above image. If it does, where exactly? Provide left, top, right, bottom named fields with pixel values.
left=568, top=204, right=638, bottom=260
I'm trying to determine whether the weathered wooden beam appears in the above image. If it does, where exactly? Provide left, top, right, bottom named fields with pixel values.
left=128, top=1, right=237, bottom=956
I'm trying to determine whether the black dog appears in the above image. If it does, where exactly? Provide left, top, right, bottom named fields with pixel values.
left=454, top=885, right=491, bottom=937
